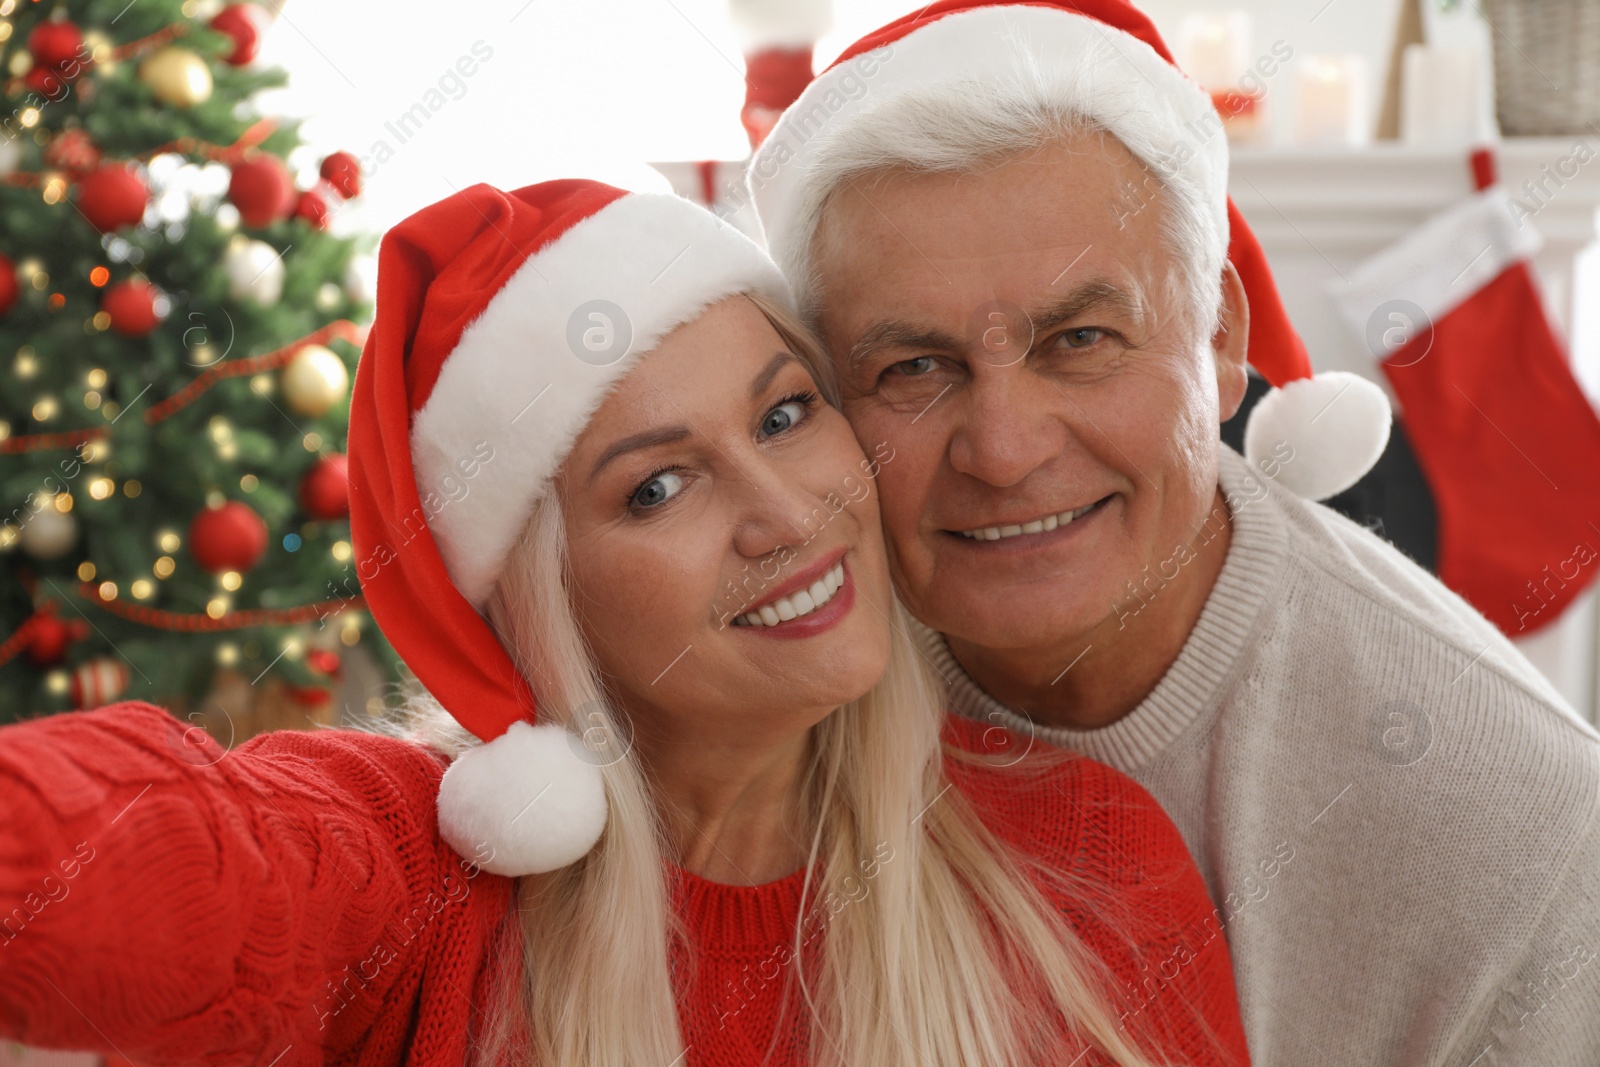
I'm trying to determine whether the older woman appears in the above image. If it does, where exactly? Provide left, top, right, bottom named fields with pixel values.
left=0, top=180, right=1247, bottom=1067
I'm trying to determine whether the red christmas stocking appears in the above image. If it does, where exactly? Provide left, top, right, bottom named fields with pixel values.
left=1331, top=151, right=1600, bottom=636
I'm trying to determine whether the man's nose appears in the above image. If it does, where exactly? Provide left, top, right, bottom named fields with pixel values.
left=947, top=367, right=1069, bottom=488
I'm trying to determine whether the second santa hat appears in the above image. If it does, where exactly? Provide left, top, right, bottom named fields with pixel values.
left=347, top=179, right=789, bottom=876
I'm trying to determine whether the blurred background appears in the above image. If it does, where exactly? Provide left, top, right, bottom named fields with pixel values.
left=1, top=0, right=1598, bottom=848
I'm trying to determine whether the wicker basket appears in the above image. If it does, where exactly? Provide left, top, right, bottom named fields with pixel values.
left=1486, top=0, right=1600, bottom=135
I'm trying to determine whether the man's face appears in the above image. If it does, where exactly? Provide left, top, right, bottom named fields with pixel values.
left=810, top=130, right=1247, bottom=653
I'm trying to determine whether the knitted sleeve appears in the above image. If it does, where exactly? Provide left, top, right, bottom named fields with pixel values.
left=0, top=700, right=482, bottom=1067
left=943, top=716, right=1250, bottom=1067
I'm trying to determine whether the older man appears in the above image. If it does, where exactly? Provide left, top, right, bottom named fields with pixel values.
left=748, top=1, right=1600, bottom=1064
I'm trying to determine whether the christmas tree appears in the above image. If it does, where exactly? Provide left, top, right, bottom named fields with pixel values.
left=0, top=0, right=398, bottom=725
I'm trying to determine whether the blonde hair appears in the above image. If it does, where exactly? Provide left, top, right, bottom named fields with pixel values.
left=381, top=294, right=1179, bottom=1066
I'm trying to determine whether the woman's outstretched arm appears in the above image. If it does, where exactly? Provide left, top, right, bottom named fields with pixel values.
left=0, top=700, right=507, bottom=1067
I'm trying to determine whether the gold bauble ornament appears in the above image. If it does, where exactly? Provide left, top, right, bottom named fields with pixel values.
left=139, top=47, right=213, bottom=108
left=281, top=345, right=349, bottom=417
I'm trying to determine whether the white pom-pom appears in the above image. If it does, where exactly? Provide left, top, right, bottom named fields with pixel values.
left=436, top=721, right=607, bottom=877
left=1243, top=371, right=1392, bottom=501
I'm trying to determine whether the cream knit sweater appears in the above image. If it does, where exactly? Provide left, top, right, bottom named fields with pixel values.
left=917, top=446, right=1600, bottom=1067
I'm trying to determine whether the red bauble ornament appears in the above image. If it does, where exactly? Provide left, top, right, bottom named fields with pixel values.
left=28, top=21, right=84, bottom=71
left=24, top=65, right=70, bottom=98
left=189, top=501, right=268, bottom=574
left=210, top=4, right=264, bottom=66
left=227, top=155, right=294, bottom=228
left=293, top=188, right=330, bottom=229
left=44, top=128, right=101, bottom=177
left=0, top=254, right=18, bottom=318
left=102, top=280, right=162, bottom=337
left=24, top=612, right=73, bottom=668
left=71, top=657, right=131, bottom=708
left=77, top=165, right=150, bottom=232
left=319, top=152, right=362, bottom=199
left=299, top=454, right=349, bottom=519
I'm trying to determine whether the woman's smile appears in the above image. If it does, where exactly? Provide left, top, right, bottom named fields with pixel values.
left=729, top=550, right=855, bottom=638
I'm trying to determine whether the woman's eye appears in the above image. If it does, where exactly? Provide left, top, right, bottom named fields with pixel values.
left=1056, top=327, right=1104, bottom=349
left=629, top=470, right=684, bottom=510
left=759, top=400, right=806, bottom=439
left=889, top=356, right=936, bottom=377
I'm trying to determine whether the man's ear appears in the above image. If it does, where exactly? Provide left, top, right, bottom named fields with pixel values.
left=1212, top=261, right=1250, bottom=423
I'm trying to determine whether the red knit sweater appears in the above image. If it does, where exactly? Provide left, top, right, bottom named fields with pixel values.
left=0, top=702, right=1248, bottom=1066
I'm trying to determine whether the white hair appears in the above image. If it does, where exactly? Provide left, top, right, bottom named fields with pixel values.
left=791, top=81, right=1228, bottom=343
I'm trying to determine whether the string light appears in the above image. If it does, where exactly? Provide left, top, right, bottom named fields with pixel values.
left=89, top=267, right=109, bottom=287
left=77, top=561, right=96, bottom=581
left=87, top=369, right=107, bottom=388
left=89, top=477, right=114, bottom=500
left=54, top=494, right=73, bottom=513
left=331, top=540, right=352, bottom=562
left=302, top=432, right=322, bottom=452
left=98, top=581, right=118, bottom=601
left=45, top=671, right=70, bottom=695
left=32, top=397, right=58, bottom=421
left=206, top=596, right=229, bottom=619
left=216, top=643, right=239, bottom=665
left=158, top=530, right=181, bottom=553
left=91, top=312, right=111, bottom=330
left=220, top=570, right=242, bottom=591
left=240, top=473, right=258, bottom=491
left=131, top=580, right=154, bottom=600
left=84, top=391, right=102, bottom=410
left=153, top=555, right=175, bottom=578
left=14, top=348, right=38, bottom=376
left=123, top=480, right=142, bottom=498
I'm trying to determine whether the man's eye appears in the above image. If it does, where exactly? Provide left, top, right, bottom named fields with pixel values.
left=1056, top=328, right=1104, bottom=349
left=889, top=356, right=936, bottom=376
left=629, top=470, right=685, bottom=510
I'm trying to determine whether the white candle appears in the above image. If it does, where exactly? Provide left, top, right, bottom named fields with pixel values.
left=1296, top=55, right=1369, bottom=147
left=1401, top=46, right=1483, bottom=147
left=1177, top=11, right=1252, bottom=90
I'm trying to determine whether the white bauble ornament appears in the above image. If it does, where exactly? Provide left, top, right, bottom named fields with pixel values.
left=343, top=254, right=377, bottom=305
left=20, top=506, right=79, bottom=560
left=0, top=137, right=22, bottom=179
left=224, top=237, right=283, bottom=306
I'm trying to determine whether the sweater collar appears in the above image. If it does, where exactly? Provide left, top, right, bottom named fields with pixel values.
left=668, top=861, right=817, bottom=953
left=914, top=445, right=1289, bottom=770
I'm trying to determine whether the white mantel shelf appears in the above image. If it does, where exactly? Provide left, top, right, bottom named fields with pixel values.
left=1228, top=136, right=1600, bottom=724
left=1230, top=138, right=1600, bottom=254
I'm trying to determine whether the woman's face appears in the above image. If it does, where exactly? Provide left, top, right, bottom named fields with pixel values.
left=557, top=295, right=895, bottom=742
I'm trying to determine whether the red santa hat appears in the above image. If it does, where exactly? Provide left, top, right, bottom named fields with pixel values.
left=747, top=0, right=1391, bottom=501
left=346, top=179, right=790, bottom=877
